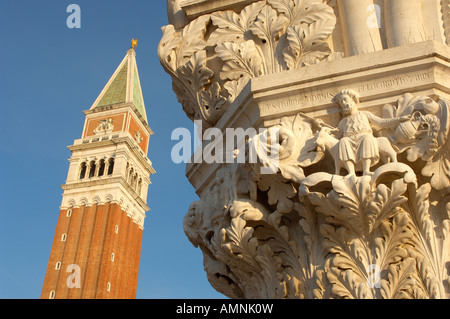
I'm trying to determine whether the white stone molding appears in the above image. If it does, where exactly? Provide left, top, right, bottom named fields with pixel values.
left=179, top=0, right=259, bottom=21
left=66, top=199, right=76, bottom=208
left=79, top=197, right=89, bottom=207
left=60, top=188, right=147, bottom=229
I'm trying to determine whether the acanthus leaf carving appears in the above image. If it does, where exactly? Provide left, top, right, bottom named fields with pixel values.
left=380, top=257, right=417, bottom=299
left=159, top=0, right=340, bottom=127
left=209, top=1, right=266, bottom=46
left=283, top=22, right=333, bottom=69
left=184, top=156, right=449, bottom=298
left=215, top=40, right=263, bottom=81
left=420, top=99, right=450, bottom=190
left=182, top=88, right=449, bottom=298
left=421, top=141, right=450, bottom=190
left=158, top=15, right=227, bottom=126
left=249, top=2, right=289, bottom=44
left=158, top=15, right=210, bottom=74
left=304, top=165, right=425, bottom=299
left=199, top=82, right=228, bottom=121
left=223, top=77, right=249, bottom=104
left=158, top=24, right=180, bottom=73
left=173, top=50, right=215, bottom=122
left=268, top=0, right=336, bottom=27
left=175, top=15, right=211, bottom=67
left=368, top=179, right=409, bottom=233
left=248, top=4, right=289, bottom=74
left=256, top=173, right=297, bottom=214
left=404, top=183, right=450, bottom=298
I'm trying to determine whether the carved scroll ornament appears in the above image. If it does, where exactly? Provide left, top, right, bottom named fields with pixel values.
left=183, top=92, right=450, bottom=299
left=158, top=0, right=341, bottom=128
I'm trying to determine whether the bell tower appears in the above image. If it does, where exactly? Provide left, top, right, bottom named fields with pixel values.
left=41, top=40, right=155, bottom=299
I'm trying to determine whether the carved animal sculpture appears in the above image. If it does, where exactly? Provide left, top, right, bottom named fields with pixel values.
left=316, top=127, right=398, bottom=175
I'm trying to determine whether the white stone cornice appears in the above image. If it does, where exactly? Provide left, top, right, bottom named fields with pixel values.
left=61, top=176, right=150, bottom=212
left=60, top=186, right=147, bottom=229
left=180, top=0, right=258, bottom=20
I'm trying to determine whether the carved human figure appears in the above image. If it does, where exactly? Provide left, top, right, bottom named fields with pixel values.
left=331, top=89, right=409, bottom=176
left=316, top=126, right=398, bottom=175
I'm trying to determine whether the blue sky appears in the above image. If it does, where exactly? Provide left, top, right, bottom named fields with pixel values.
left=0, top=1, right=225, bottom=299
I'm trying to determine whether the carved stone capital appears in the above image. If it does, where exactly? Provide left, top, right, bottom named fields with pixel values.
left=184, top=160, right=450, bottom=299
left=159, top=0, right=341, bottom=129
left=161, top=0, right=450, bottom=299
left=183, top=92, right=450, bottom=298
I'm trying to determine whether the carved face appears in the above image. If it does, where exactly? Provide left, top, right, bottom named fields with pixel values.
left=338, top=94, right=358, bottom=116
left=277, top=127, right=297, bottom=160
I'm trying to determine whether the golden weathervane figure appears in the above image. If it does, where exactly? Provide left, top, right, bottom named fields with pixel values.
left=131, top=38, right=138, bottom=49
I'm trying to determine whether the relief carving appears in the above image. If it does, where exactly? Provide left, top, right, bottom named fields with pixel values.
left=158, top=0, right=341, bottom=128
left=134, top=130, right=144, bottom=144
left=160, top=0, right=450, bottom=301
left=383, top=93, right=450, bottom=191
left=183, top=91, right=450, bottom=299
left=93, top=118, right=114, bottom=135
left=323, top=89, right=408, bottom=176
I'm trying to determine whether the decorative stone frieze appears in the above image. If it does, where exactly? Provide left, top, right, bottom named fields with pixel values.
left=60, top=182, right=148, bottom=229
left=160, top=0, right=450, bottom=299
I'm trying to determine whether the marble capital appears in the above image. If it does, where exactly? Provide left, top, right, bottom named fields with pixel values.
left=160, top=0, right=450, bottom=299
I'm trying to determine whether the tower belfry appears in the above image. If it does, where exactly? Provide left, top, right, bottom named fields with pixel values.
left=42, top=41, right=155, bottom=299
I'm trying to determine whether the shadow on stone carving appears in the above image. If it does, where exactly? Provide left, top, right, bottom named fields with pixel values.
left=183, top=92, right=450, bottom=299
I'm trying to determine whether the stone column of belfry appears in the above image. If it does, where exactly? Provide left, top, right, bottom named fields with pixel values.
left=41, top=40, right=155, bottom=299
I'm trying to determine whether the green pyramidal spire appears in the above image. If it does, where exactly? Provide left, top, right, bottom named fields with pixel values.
left=90, top=41, right=147, bottom=122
